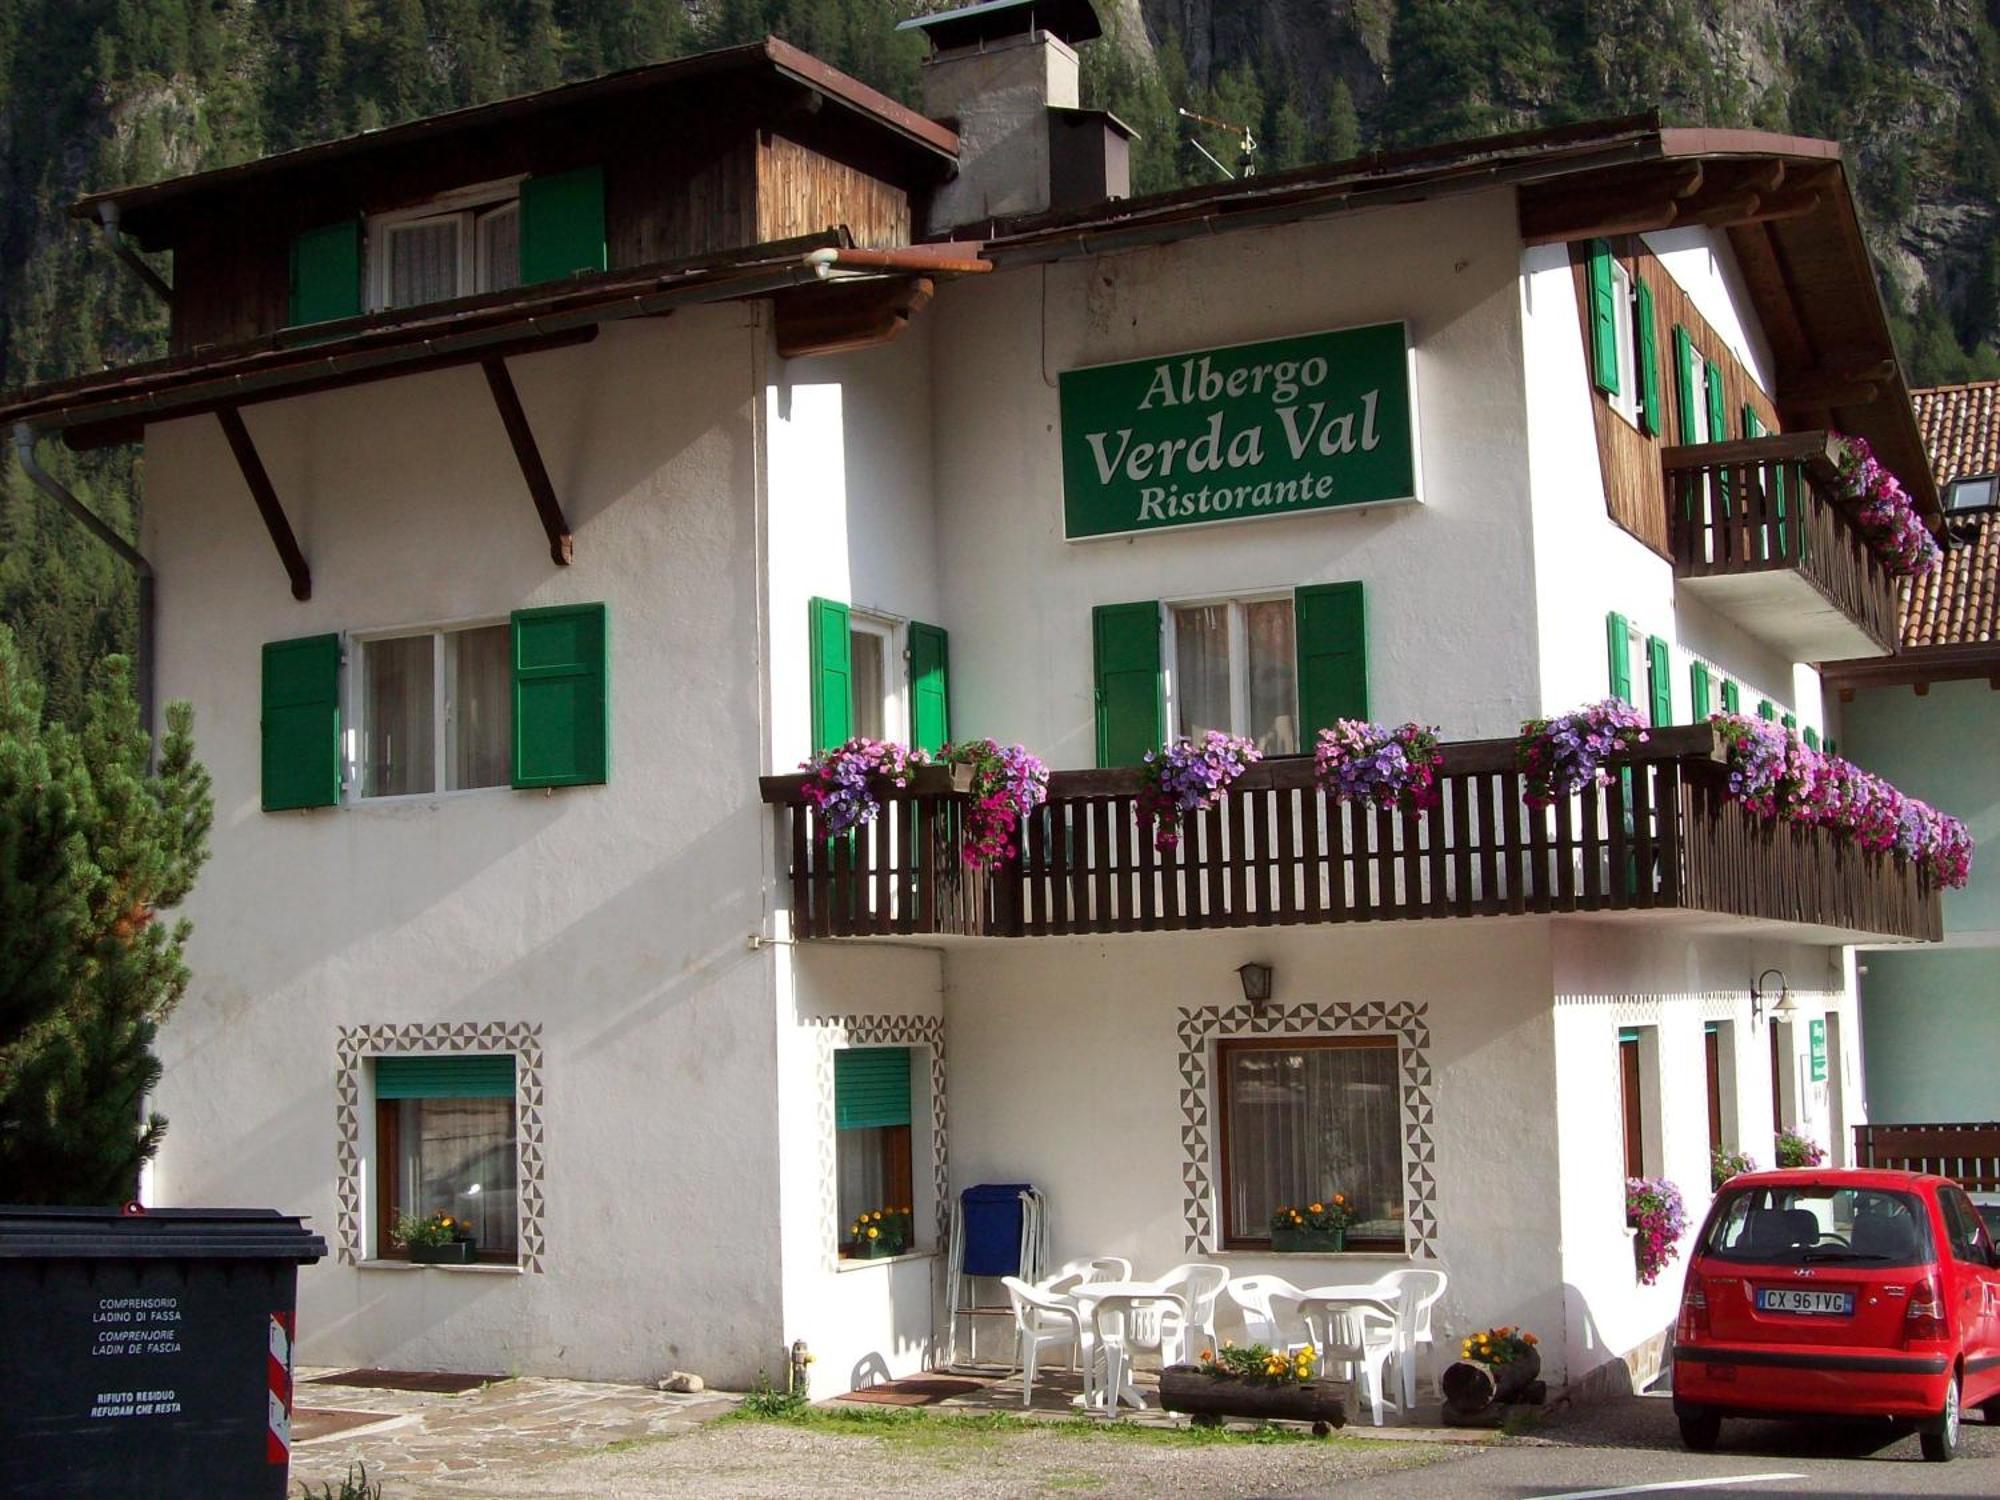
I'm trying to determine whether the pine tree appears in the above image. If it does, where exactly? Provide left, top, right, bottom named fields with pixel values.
left=0, top=632, right=211, bottom=1204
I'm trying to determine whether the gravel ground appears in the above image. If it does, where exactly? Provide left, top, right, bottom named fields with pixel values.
left=359, top=1415, right=1455, bottom=1499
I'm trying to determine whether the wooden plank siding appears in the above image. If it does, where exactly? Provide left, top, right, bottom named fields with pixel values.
left=1569, top=241, right=1780, bottom=557
left=757, top=133, right=909, bottom=248
left=1853, top=1122, right=2000, bottom=1191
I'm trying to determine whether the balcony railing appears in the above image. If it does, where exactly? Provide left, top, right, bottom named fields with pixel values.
left=1662, top=432, right=1898, bottom=660
left=759, top=726, right=1941, bottom=944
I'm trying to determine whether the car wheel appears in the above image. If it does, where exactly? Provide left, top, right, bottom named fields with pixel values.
left=1920, top=1374, right=1960, bottom=1463
left=1678, top=1409, right=1721, bottom=1452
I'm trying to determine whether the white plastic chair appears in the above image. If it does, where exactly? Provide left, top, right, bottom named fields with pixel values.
left=1375, top=1267, right=1447, bottom=1408
left=1002, top=1275, right=1090, bottom=1408
left=1225, top=1274, right=1313, bottom=1354
left=1146, top=1263, right=1229, bottom=1363
left=1086, top=1290, right=1186, bottom=1413
left=1302, top=1295, right=1400, bottom=1426
left=1088, top=1256, right=1132, bottom=1281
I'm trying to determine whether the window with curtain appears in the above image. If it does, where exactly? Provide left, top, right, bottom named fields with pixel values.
left=383, top=216, right=464, bottom=308
left=374, top=1056, right=518, bottom=1263
left=476, top=202, right=522, bottom=294
left=370, top=185, right=523, bottom=311
left=359, top=624, right=512, bottom=798
left=835, top=1047, right=915, bottom=1256
left=1171, top=597, right=1299, bottom=755
left=848, top=621, right=890, bottom=742
left=1219, top=1037, right=1401, bottom=1249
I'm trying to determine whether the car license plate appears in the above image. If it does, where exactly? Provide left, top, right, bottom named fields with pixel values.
left=1757, top=1287, right=1854, bottom=1316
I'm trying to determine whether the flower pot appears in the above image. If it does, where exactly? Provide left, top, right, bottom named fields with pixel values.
left=849, top=1236, right=907, bottom=1260
left=1159, top=1366, right=1345, bottom=1428
left=409, top=1241, right=474, bottom=1265
left=1270, top=1227, right=1345, bottom=1253
left=1440, top=1347, right=1543, bottom=1419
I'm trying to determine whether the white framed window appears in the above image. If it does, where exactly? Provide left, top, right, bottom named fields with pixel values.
left=1165, top=595, right=1299, bottom=754
left=846, top=613, right=904, bottom=744
left=1689, top=360, right=1713, bottom=444
left=369, top=180, right=525, bottom=311
left=351, top=622, right=512, bottom=799
left=1608, top=259, right=1639, bottom=427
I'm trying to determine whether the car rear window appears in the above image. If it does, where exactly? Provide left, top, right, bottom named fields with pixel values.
left=1702, top=1185, right=1934, bottom=1267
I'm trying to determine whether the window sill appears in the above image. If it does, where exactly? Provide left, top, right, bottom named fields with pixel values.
left=1210, top=1248, right=1409, bottom=1261
left=835, top=1251, right=936, bottom=1274
left=358, top=1259, right=524, bottom=1275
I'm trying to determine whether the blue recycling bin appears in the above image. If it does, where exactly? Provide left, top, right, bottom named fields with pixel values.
left=961, top=1183, right=1033, bottom=1277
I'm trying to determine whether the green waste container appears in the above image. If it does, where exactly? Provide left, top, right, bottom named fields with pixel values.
left=0, top=1205, right=326, bottom=1499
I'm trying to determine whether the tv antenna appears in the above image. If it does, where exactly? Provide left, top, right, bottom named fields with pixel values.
left=1177, top=105, right=1257, bottom=180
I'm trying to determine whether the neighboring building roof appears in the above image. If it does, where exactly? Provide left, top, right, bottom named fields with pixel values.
left=1912, top=379, right=2000, bottom=486
left=898, top=0, right=1104, bottom=50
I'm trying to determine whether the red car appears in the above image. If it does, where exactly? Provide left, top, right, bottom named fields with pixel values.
left=1673, top=1168, right=2000, bottom=1462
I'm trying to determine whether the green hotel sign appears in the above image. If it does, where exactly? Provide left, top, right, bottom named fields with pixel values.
left=1059, top=322, right=1418, bottom=540
left=1809, top=1018, right=1828, bottom=1083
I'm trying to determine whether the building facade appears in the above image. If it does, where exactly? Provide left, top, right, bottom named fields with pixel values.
left=0, top=10, right=1956, bottom=1402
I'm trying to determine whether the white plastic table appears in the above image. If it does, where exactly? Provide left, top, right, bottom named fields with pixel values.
left=1066, top=1280, right=1185, bottom=1412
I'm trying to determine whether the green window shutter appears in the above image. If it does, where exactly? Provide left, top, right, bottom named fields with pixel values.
left=908, top=621, right=950, bottom=755
left=511, top=602, right=608, bottom=788
left=1634, top=278, right=1661, bottom=436
left=1721, top=679, right=1740, bottom=714
left=1689, top=660, right=1712, bottom=719
left=1295, top=581, right=1369, bottom=734
left=288, top=221, right=361, bottom=327
left=1673, top=327, right=1698, bottom=444
left=1757, top=699, right=1776, bottom=722
left=1803, top=726, right=1820, bottom=750
left=1781, top=712, right=1797, bottom=731
left=375, top=1055, right=515, bottom=1100
left=262, top=633, right=341, bottom=811
left=1092, top=601, right=1163, bottom=768
left=835, top=1047, right=912, bottom=1130
left=1647, top=636, right=1673, bottom=727
left=1704, top=358, right=1726, bottom=445
left=519, top=166, right=607, bottom=286
left=1588, top=241, right=1620, bottom=395
left=809, top=597, right=853, bottom=753
left=1742, top=405, right=1765, bottom=439
left=1606, top=612, right=1633, bottom=704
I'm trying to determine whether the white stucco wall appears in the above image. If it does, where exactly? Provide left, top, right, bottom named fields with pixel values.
left=142, top=309, right=787, bottom=1384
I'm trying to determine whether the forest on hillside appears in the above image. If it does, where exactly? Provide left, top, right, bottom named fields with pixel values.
left=5, top=0, right=2000, bottom=712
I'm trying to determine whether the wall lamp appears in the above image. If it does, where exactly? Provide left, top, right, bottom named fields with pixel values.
left=1237, top=961, right=1275, bottom=1012
left=1752, top=968, right=1795, bottom=1028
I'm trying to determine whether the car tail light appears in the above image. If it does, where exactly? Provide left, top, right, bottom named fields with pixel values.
left=1905, top=1277, right=1947, bottom=1342
left=1678, top=1276, right=1710, bottom=1340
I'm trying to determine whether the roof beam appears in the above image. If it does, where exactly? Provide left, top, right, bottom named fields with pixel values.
left=215, top=407, right=311, bottom=601
left=481, top=356, right=572, bottom=567
left=773, top=275, right=936, bottom=358
left=1519, top=161, right=1834, bottom=245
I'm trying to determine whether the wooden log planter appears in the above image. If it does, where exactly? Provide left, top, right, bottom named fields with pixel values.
left=1439, top=1347, right=1546, bottom=1426
left=1158, top=1365, right=1347, bottom=1433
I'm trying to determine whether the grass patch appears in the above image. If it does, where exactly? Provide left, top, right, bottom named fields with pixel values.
left=724, top=1401, right=1402, bottom=1450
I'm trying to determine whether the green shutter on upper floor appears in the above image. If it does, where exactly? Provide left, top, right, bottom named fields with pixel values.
left=808, top=597, right=853, bottom=753
left=908, top=621, right=950, bottom=755
left=1647, top=636, right=1673, bottom=727
left=835, top=1047, right=912, bottom=1130
left=1634, top=278, right=1661, bottom=436
left=1606, top=612, right=1633, bottom=704
left=1092, top=601, right=1163, bottom=768
left=375, top=1055, right=515, bottom=1100
left=519, top=166, right=607, bottom=286
left=262, top=633, right=342, bottom=811
left=1782, top=712, right=1797, bottom=731
left=288, top=221, right=361, bottom=327
left=1758, top=699, right=1776, bottom=721
left=1803, top=726, right=1821, bottom=750
left=1689, top=660, right=1712, bottom=719
left=1721, top=679, right=1740, bottom=713
left=1588, top=241, right=1620, bottom=395
left=1295, top=582, right=1370, bottom=734
left=1705, top=358, right=1727, bottom=445
left=1673, top=326, right=1698, bottom=444
left=1742, top=405, right=1765, bottom=439
left=511, top=602, right=608, bottom=788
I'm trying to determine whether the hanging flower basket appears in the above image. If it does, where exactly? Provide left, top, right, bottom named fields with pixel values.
left=1774, top=1130, right=1827, bottom=1169
left=1138, top=732, right=1261, bottom=851
left=937, top=739, right=1048, bottom=868
left=1627, top=1177, right=1689, bottom=1286
left=1830, top=433, right=1942, bottom=578
left=1516, top=701, right=1648, bottom=807
left=1313, top=720, right=1443, bottom=811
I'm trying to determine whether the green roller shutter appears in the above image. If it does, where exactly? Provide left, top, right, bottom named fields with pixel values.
left=1606, top=612, right=1633, bottom=704
left=1093, top=601, right=1163, bottom=767
left=1647, top=636, right=1673, bottom=727
left=288, top=221, right=361, bottom=327
left=835, top=1047, right=912, bottom=1130
left=511, top=602, right=608, bottom=788
left=1672, top=327, right=1698, bottom=444
left=1705, top=358, right=1726, bottom=445
left=1689, top=660, right=1712, bottom=719
left=1720, top=679, right=1740, bottom=714
left=519, top=166, right=607, bottom=285
left=1588, top=241, right=1620, bottom=395
left=1295, top=581, right=1369, bottom=734
left=1634, top=278, right=1661, bottom=436
left=908, top=621, right=950, bottom=754
left=376, top=1055, right=515, bottom=1100
left=262, top=634, right=341, bottom=812
left=809, top=597, right=853, bottom=753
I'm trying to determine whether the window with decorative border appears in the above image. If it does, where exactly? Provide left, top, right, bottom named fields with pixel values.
left=373, top=1055, right=520, bottom=1266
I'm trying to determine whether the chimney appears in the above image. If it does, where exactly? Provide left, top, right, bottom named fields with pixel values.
left=901, top=0, right=1134, bottom=233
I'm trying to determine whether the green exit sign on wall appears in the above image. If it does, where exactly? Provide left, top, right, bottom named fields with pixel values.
left=1058, top=323, right=1420, bottom=540
left=1809, top=1018, right=1828, bottom=1083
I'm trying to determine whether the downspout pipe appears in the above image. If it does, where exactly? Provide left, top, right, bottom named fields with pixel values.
left=93, top=201, right=173, bottom=304
left=11, top=423, right=156, bottom=742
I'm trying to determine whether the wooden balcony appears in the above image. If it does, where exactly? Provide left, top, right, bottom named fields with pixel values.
left=1662, top=432, right=1898, bottom=661
left=759, top=727, right=1942, bottom=945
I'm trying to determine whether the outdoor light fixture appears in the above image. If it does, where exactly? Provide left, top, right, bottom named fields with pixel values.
left=1237, top=962, right=1275, bottom=1011
left=1751, top=968, right=1794, bottom=1028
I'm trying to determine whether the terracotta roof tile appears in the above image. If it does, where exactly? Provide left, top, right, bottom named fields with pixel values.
left=1906, top=382, right=2000, bottom=648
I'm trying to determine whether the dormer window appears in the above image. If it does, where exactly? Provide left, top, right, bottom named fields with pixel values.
left=1946, top=474, right=1996, bottom=511
left=369, top=180, right=524, bottom=311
